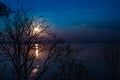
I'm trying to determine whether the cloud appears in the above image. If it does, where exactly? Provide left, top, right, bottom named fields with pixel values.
left=57, top=22, right=120, bottom=43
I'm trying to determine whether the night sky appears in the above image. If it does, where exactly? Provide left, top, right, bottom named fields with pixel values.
left=1, top=0, right=120, bottom=43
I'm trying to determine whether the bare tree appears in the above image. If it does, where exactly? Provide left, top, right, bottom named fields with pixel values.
left=0, top=1, right=12, bottom=17
left=0, top=2, right=88, bottom=80
left=32, top=37, right=73, bottom=80
left=52, top=62, right=89, bottom=80
left=0, top=3, right=77, bottom=80
left=102, top=41, right=120, bottom=80
left=0, top=6, right=52, bottom=80
left=0, top=2, right=12, bottom=80
left=49, top=45, right=89, bottom=80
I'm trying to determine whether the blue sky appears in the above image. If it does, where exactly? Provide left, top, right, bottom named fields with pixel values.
left=1, top=0, right=120, bottom=42
left=3, top=0, right=120, bottom=26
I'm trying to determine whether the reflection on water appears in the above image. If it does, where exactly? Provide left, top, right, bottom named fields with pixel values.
left=35, top=44, right=39, bottom=57
left=31, top=65, right=40, bottom=77
left=34, top=44, right=45, bottom=59
left=32, top=68, right=38, bottom=74
left=36, top=65, right=39, bottom=68
left=30, top=44, right=45, bottom=78
left=35, top=49, right=39, bottom=57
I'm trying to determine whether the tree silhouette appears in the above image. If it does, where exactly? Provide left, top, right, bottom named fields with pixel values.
left=0, top=2, right=12, bottom=80
left=0, top=2, right=89, bottom=80
left=0, top=1, right=11, bottom=17
left=50, top=45, right=89, bottom=80
left=102, top=41, right=120, bottom=80
left=0, top=2, right=85, bottom=80
left=0, top=6, right=53, bottom=79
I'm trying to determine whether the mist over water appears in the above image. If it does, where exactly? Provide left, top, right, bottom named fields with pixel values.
left=75, top=43, right=120, bottom=80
